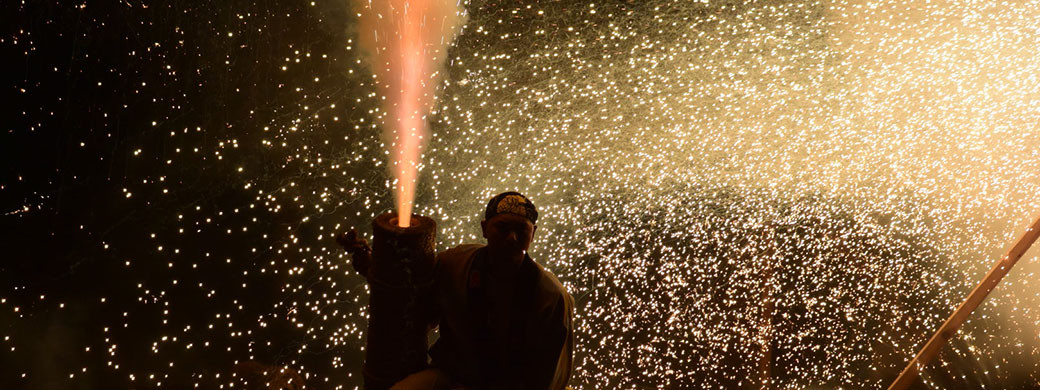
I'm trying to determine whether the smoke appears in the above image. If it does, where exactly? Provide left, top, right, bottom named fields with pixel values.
left=353, top=0, right=466, bottom=227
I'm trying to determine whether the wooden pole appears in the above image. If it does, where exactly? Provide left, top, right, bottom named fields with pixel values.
left=888, top=213, right=1040, bottom=390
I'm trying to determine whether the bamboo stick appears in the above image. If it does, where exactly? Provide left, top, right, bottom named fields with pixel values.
left=888, top=213, right=1040, bottom=390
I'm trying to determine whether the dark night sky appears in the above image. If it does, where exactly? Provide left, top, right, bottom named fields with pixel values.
left=3, top=1, right=377, bottom=387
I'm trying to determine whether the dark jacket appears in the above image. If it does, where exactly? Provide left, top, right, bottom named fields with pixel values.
left=429, top=244, right=574, bottom=390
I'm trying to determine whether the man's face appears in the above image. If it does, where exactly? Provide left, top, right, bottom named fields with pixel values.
left=481, top=213, right=536, bottom=257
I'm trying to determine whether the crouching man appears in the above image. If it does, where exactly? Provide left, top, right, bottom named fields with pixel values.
left=339, top=192, right=574, bottom=390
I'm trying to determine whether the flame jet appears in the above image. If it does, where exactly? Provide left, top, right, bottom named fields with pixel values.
left=355, top=0, right=465, bottom=227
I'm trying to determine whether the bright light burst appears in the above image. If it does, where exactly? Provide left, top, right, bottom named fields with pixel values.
left=354, top=0, right=464, bottom=228
left=4, top=0, right=1040, bottom=389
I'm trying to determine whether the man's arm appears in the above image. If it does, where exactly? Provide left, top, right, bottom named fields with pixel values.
left=517, top=293, right=575, bottom=390
left=335, top=229, right=371, bottom=277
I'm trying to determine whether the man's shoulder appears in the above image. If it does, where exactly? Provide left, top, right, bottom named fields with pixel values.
left=438, top=244, right=484, bottom=264
left=433, top=245, right=484, bottom=300
left=530, top=260, right=573, bottom=309
left=435, top=244, right=484, bottom=280
left=534, top=264, right=567, bottom=296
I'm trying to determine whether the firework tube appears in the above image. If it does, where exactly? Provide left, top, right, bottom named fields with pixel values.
left=888, top=213, right=1040, bottom=390
left=362, top=213, right=437, bottom=390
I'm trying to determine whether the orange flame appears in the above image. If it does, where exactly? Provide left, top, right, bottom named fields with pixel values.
left=356, top=0, right=464, bottom=227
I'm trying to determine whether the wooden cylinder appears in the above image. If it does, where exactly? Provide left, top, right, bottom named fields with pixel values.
left=363, top=213, right=437, bottom=390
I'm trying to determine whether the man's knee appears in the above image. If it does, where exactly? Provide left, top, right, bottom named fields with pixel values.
left=389, top=368, right=454, bottom=390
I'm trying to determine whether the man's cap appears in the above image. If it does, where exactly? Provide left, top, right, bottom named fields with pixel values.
left=484, top=191, right=538, bottom=223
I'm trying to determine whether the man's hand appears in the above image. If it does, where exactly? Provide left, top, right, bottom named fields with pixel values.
left=336, top=229, right=372, bottom=276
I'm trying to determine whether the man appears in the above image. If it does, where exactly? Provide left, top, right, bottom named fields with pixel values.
left=338, top=192, right=574, bottom=390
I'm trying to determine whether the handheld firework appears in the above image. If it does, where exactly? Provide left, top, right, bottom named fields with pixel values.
left=360, top=212, right=438, bottom=390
